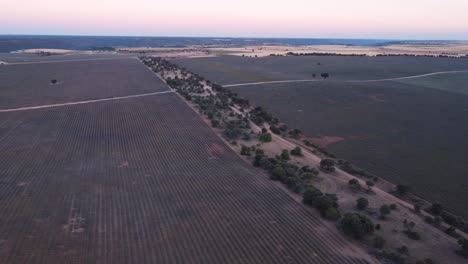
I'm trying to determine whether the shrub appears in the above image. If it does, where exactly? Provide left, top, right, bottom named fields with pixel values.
left=303, top=187, right=323, bottom=206
left=280, top=150, right=290, bottom=160
left=341, top=213, right=374, bottom=239
left=348, top=179, right=362, bottom=192
left=356, top=197, right=369, bottom=210
left=259, top=132, right=272, bottom=142
left=270, top=125, right=281, bottom=135
left=290, top=147, right=302, bottom=156
left=324, top=207, right=341, bottom=220
left=271, top=166, right=286, bottom=181
left=445, top=226, right=457, bottom=237
left=320, top=159, right=336, bottom=171
left=373, top=236, right=386, bottom=249
left=240, top=145, right=251, bottom=156
left=429, top=203, right=443, bottom=215
left=396, top=245, right=409, bottom=255
left=390, top=204, right=397, bottom=210
left=403, top=230, right=421, bottom=240
left=379, top=205, right=391, bottom=219
left=414, top=204, right=421, bottom=214
left=458, top=238, right=468, bottom=256
left=396, top=184, right=408, bottom=195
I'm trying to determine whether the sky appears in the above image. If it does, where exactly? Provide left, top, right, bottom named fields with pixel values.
left=2, top=0, right=468, bottom=40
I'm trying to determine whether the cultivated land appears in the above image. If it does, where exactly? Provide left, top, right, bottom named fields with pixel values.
left=0, top=58, right=168, bottom=109
left=0, top=52, right=134, bottom=63
left=229, top=81, right=468, bottom=218
left=173, top=55, right=468, bottom=219
left=146, top=56, right=467, bottom=263
left=0, top=57, right=372, bottom=263
left=174, top=55, right=468, bottom=84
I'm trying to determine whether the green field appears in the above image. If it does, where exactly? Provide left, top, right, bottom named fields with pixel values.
left=174, top=56, right=468, bottom=218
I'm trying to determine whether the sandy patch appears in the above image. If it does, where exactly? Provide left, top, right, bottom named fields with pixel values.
left=13, top=48, right=80, bottom=54
left=207, top=42, right=468, bottom=57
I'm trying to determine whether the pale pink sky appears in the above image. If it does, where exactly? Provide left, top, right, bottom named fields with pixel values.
left=2, top=0, right=468, bottom=39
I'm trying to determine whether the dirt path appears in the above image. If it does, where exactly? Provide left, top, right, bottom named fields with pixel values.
left=224, top=69, right=468, bottom=87
left=0, top=90, right=174, bottom=113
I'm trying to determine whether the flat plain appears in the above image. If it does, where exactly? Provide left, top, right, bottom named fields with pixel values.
left=173, top=55, right=468, bottom=218
left=174, top=55, right=468, bottom=84
left=0, top=58, right=369, bottom=263
left=0, top=58, right=167, bottom=109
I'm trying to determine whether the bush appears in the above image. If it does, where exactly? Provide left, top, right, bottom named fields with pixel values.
left=429, top=203, right=443, bottom=215
left=280, top=150, right=290, bottom=160
left=259, top=132, right=272, bottom=142
left=396, top=245, right=409, bottom=255
left=290, top=147, right=302, bottom=156
left=390, top=204, right=397, bottom=210
left=270, top=125, right=281, bottom=135
left=271, top=166, right=286, bottom=181
left=348, top=179, right=362, bottom=192
left=356, top=197, right=369, bottom=210
left=379, top=205, right=391, bottom=219
left=320, top=159, right=336, bottom=171
left=341, top=213, right=374, bottom=239
left=373, top=236, right=386, bottom=249
left=403, top=230, right=421, bottom=240
left=240, top=145, right=251, bottom=156
left=303, top=187, right=323, bottom=206
left=458, top=238, right=468, bottom=256
left=396, top=184, right=409, bottom=195
left=324, top=207, right=341, bottom=220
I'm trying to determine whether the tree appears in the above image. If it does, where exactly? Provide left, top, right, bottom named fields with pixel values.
left=390, top=204, right=397, bottom=210
left=321, top=73, right=330, bottom=78
left=414, top=204, right=421, bottom=214
left=271, top=166, right=286, bottom=181
left=270, top=125, right=281, bottom=135
left=303, top=187, right=323, bottom=206
left=240, top=145, right=251, bottom=156
left=50, top=79, right=58, bottom=84
left=379, top=205, right=391, bottom=219
left=324, top=207, right=341, bottom=220
left=280, top=150, right=290, bottom=160
left=348, top=179, right=362, bottom=192
left=259, top=132, right=272, bottom=143
left=430, top=203, right=443, bottom=215
left=320, top=159, right=336, bottom=171
left=356, top=197, right=369, bottom=210
left=396, top=184, right=408, bottom=195
left=341, top=213, right=374, bottom=239
left=366, top=180, right=374, bottom=192
left=458, top=238, right=468, bottom=256
left=290, top=147, right=302, bottom=156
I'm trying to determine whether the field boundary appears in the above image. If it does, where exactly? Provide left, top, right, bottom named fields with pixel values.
left=0, top=90, right=174, bottom=112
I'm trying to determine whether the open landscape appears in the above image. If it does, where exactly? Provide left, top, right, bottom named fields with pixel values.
left=3, top=0, right=468, bottom=263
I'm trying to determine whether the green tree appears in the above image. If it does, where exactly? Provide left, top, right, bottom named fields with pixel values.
left=458, top=238, right=468, bottom=256
left=271, top=166, right=286, bottom=181
left=259, top=132, right=272, bottom=143
left=290, top=147, right=302, bottom=156
left=430, top=203, right=443, bottom=215
left=356, top=197, right=369, bottom=210
left=341, top=213, right=374, bottom=239
left=320, top=159, right=336, bottom=171
left=280, top=150, right=290, bottom=160
left=324, top=207, right=341, bottom=220
left=303, top=187, right=323, bottom=206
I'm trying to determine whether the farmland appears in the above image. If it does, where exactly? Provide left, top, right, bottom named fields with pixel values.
left=172, top=55, right=468, bottom=219
left=174, top=55, right=468, bottom=84
left=0, top=58, right=371, bottom=263
left=0, top=58, right=168, bottom=109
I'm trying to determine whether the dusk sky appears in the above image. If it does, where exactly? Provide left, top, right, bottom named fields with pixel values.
left=2, top=0, right=468, bottom=40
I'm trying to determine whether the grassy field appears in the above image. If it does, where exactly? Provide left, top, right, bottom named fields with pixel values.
left=0, top=58, right=368, bottom=263
left=225, top=80, right=468, bottom=218
left=0, top=58, right=167, bottom=109
left=0, top=52, right=133, bottom=63
left=174, top=55, right=468, bottom=84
